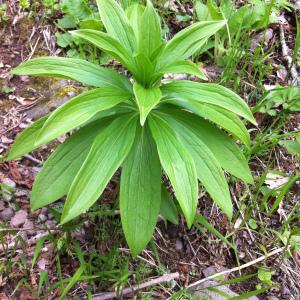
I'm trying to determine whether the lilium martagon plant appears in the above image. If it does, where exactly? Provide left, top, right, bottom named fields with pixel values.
left=6, top=0, right=256, bottom=256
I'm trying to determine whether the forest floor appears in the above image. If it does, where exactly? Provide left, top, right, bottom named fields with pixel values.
left=0, top=1, right=300, bottom=299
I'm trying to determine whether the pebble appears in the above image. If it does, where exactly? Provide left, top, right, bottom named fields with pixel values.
left=45, top=220, right=56, bottom=228
left=38, top=214, right=47, bottom=222
left=23, top=219, right=34, bottom=236
left=0, top=201, right=5, bottom=211
left=0, top=207, right=15, bottom=221
left=10, top=210, right=28, bottom=227
left=47, top=213, right=54, bottom=220
left=175, top=238, right=184, bottom=251
left=202, top=266, right=216, bottom=278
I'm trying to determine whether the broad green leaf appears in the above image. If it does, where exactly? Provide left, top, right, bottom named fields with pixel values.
left=133, top=53, right=155, bottom=86
left=159, top=113, right=232, bottom=219
left=96, top=0, right=136, bottom=53
left=133, top=82, right=161, bottom=125
left=160, top=185, right=179, bottom=225
left=194, top=1, right=211, bottom=21
left=11, top=57, right=132, bottom=92
left=61, top=114, right=137, bottom=224
left=165, top=110, right=253, bottom=183
left=6, top=116, right=47, bottom=160
left=171, top=101, right=251, bottom=148
left=279, top=140, right=300, bottom=157
left=126, top=3, right=145, bottom=37
left=149, top=115, right=198, bottom=227
left=71, top=30, right=136, bottom=72
left=156, top=20, right=226, bottom=69
left=31, top=118, right=113, bottom=210
left=158, top=60, right=207, bottom=80
left=120, top=125, right=161, bottom=256
left=36, top=88, right=131, bottom=145
left=162, top=80, right=256, bottom=124
left=138, top=0, right=162, bottom=58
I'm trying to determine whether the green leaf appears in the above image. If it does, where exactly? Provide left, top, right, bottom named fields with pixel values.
left=120, top=125, right=161, bottom=256
left=279, top=140, right=300, bottom=157
left=160, top=185, right=178, bottom=225
left=61, top=114, right=137, bottom=224
left=36, top=88, right=131, bottom=145
left=6, top=116, right=47, bottom=160
left=133, top=53, right=155, bottom=86
left=156, top=20, right=226, bottom=69
left=158, top=60, right=207, bottom=80
left=11, top=57, right=132, bottom=92
left=138, top=0, right=162, bottom=58
left=165, top=110, right=253, bottom=183
left=162, top=80, right=256, bottom=124
left=126, top=3, right=145, bottom=37
left=58, top=266, right=84, bottom=300
left=160, top=113, right=232, bottom=219
left=149, top=115, right=198, bottom=228
left=31, top=118, right=113, bottom=210
left=71, top=30, right=136, bottom=72
left=133, top=82, right=161, bottom=125
left=96, top=0, right=136, bottom=53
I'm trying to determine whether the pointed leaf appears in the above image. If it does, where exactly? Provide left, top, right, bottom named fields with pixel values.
left=120, top=125, right=161, bottom=256
left=36, top=88, right=131, bottom=145
left=61, top=114, right=137, bottom=224
left=138, top=0, right=162, bottom=58
left=133, top=82, right=161, bottom=125
left=158, top=60, right=207, bottom=80
left=71, top=30, right=136, bottom=72
left=149, top=115, right=198, bottom=227
left=11, top=57, right=132, bottom=92
left=159, top=113, right=232, bottom=219
left=160, top=185, right=179, bottom=225
left=162, top=80, right=256, bottom=124
left=31, top=118, right=113, bottom=210
left=6, top=116, right=47, bottom=160
left=156, top=20, right=226, bottom=69
left=165, top=109, right=253, bottom=183
left=96, top=0, right=136, bottom=53
left=126, top=3, right=145, bottom=37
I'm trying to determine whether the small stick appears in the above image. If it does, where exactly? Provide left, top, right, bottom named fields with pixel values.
left=92, top=272, right=179, bottom=300
left=279, top=22, right=300, bottom=86
left=187, top=246, right=288, bottom=289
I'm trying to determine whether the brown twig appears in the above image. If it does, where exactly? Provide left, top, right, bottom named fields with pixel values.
left=92, top=272, right=179, bottom=300
left=279, top=21, right=300, bottom=86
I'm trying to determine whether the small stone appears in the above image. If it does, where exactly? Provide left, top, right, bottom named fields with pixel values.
left=10, top=210, right=28, bottom=227
left=40, top=208, right=48, bottom=214
left=0, top=201, right=5, bottom=211
left=23, top=219, right=34, bottom=236
left=202, top=266, right=216, bottom=278
left=47, top=213, right=54, bottom=220
left=175, top=238, right=184, bottom=251
left=38, top=214, right=47, bottom=222
left=37, top=258, right=48, bottom=270
left=267, top=297, right=279, bottom=300
left=0, top=207, right=14, bottom=222
left=45, top=220, right=56, bottom=228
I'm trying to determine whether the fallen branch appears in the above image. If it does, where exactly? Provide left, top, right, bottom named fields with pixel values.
left=187, top=246, right=288, bottom=289
left=92, top=272, right=179, bottom=300
left=279, top=22, right=300, bottom=86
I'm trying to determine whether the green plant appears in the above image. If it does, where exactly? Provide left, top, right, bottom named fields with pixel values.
left=55, top=0, right=103, bottom=61
left=7, top=0, right=255, bottom=256
left=0, top=3, right=9, bottom=22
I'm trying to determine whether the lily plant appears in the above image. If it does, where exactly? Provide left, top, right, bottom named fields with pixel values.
left=7, top=0, right=255, bottom=256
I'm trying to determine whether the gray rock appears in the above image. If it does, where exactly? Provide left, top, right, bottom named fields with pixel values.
left=202, top=266, right=217, bottom=278
left=0, top=207, right=14, bottom=221
left=191, top=280, right=259, bottom=300
left=175, top=238, right=184, bottom=251
left=38, top=214, right=47, bottom=222
left=0, top=201, right=5, bottom=211
left=47, top=213, right=54, bottom=220
left=10, top=210, right=28, bottom=227
left=45, top=220, right=56, bottom=228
